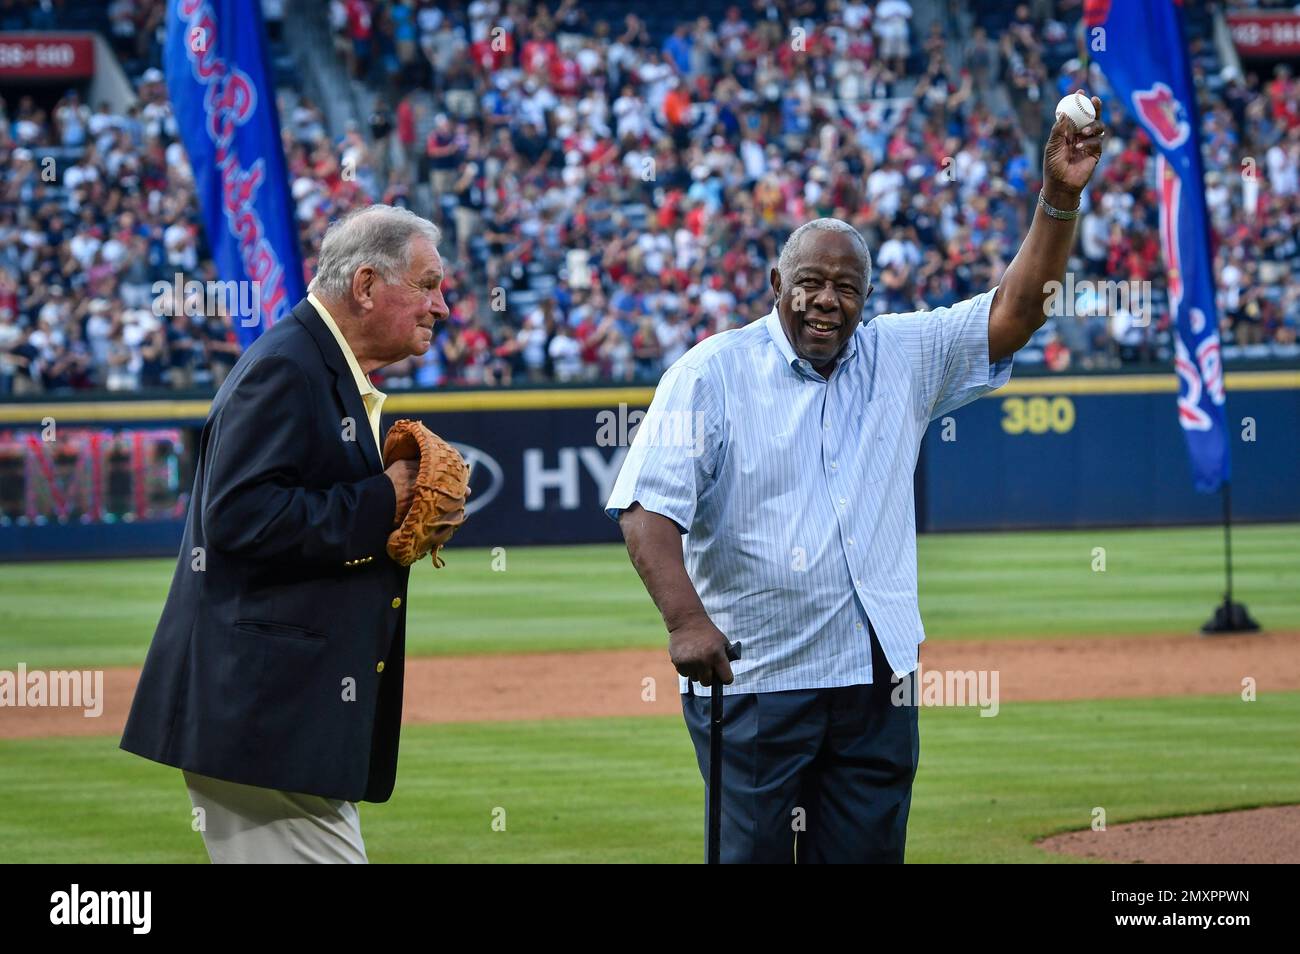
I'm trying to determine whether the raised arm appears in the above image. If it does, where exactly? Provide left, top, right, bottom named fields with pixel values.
left=989, top=93, right=1106, bottom=363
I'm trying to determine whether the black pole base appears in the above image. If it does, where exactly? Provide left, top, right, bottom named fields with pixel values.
left=1201, top=599, right=1261, bottom=635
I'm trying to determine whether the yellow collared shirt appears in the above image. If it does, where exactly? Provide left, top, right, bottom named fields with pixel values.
left=307, top=292, right=386, bottom=461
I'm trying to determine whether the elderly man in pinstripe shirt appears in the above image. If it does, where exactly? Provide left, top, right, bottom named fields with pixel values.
left=606, top=97, right=1106, bottom=863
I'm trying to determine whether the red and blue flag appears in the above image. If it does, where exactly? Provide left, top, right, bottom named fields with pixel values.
left=165, top=0, right=304, bottom=349
left=1090, top=0, right=1230, bottom=493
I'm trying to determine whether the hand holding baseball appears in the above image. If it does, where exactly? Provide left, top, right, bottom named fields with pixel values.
left=1043, top=90, right=1106, bottom=205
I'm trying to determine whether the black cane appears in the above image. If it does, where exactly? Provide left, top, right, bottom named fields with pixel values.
left=707, top=640, right=742, bottom=865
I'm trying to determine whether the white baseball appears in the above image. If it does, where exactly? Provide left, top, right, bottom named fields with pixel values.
left=1055, top=92, right=1097, bottom=129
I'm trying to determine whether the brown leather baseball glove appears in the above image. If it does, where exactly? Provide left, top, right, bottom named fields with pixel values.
left=383, top=419, right=470, bottom=567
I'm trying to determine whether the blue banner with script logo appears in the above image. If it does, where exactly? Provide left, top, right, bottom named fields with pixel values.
left=165, top=0, right=304, bottom=348
left=1089, top=0, right=1230, bottom=493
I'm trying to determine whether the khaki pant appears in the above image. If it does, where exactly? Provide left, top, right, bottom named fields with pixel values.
left=453, top=206, right=482, bottom=247
left=184, top=770, right=368, bottom=864
left=430, top=168, right=456, bottom=198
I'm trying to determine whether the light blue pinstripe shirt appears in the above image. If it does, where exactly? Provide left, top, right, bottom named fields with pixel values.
left=606, top=288, right=1013, bottom=695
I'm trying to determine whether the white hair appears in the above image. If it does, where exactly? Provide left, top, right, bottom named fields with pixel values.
left=776, top=218, right=872, bottom=288
left=308, top=204, right=442, bottom=299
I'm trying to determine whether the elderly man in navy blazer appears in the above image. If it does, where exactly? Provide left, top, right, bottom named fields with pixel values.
left=121, top=205, right=448, bottom=863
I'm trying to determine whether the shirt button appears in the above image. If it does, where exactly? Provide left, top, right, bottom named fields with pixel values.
left=854, top=579, right=863, bottom=588
left=376, top=661, right=385, bottom=673
left=824, top=423, right=831, bottom=431
left=856, top=621, right=864, bottom=630
left=391, top=597, right=402, bottom=609
left=830, top=461, right=838, bottom=469
left=839, top=497, right=847, bottom=507
left=847, top=537, right=855, bottom=546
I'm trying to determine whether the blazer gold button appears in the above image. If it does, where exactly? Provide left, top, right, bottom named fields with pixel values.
left=391, top=597, right=401, bottom=609
left=376, top=661, right=385, bottom=673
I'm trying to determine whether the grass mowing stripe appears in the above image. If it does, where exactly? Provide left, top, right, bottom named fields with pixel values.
left=1, top=524, right=1296, bottom=669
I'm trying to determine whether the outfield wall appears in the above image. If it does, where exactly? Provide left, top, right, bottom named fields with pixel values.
left=922, top=372, right=1300, bottom=530
left=1, top=372, right=1296, bottom=560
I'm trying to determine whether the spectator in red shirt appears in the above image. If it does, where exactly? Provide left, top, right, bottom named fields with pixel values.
left=345, top=0, right=373, bottom=79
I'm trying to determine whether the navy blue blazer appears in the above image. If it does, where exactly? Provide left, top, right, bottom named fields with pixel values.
left=120, top=298, right=409, bottom=802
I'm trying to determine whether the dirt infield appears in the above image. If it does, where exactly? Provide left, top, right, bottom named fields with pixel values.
left=2, top=630, right=1296, bottom=739
left=1038, top=805, right=1300, bottom=863
left=4, top=630, right=1297, bottom=863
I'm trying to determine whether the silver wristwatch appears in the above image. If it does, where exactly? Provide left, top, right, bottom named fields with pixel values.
left=1037, top=190, right=1081, bottom=220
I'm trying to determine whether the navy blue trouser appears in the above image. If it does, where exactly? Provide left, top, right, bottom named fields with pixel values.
left=682, top=631, right=920, bottom=864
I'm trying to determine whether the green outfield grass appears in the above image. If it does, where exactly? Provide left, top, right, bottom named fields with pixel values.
left=1, top=524, right=1296, bottom=669
left=1, top=692, right=1296, bottom=863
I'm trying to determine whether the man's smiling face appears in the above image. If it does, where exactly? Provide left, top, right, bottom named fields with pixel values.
left=771, top=229, right=873, bottom=375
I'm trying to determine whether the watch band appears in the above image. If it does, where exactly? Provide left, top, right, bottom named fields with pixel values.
left=1038, top=190, right=1081, bottom=220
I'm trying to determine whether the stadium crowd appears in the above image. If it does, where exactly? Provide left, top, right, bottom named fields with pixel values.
left=1, top=0, right=1297, bottom=394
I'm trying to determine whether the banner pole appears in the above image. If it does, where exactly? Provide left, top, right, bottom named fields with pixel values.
left=1201, top=479, right=1260, bottom=636
left=1223, top=480, right=1233, bottom=605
